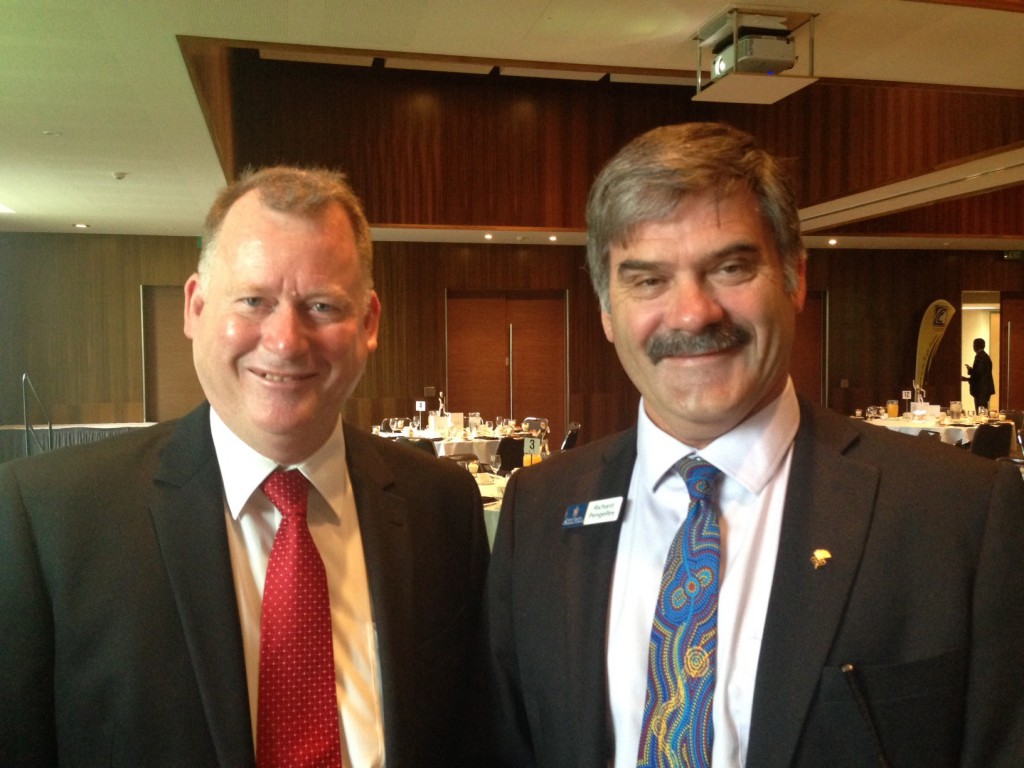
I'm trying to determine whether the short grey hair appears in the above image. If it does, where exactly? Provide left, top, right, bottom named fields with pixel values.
left=585, top=122, right=804, bottom=310
left=198, top=165, right=373, bottom=293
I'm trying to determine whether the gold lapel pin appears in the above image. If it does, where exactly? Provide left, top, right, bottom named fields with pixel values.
left=810, top=549, right=832, bottom=569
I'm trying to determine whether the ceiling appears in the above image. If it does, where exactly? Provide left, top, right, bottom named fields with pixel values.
left=1, top=0, right=1023, bottom=250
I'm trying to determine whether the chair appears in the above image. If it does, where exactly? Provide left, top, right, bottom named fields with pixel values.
left=395, top=436, right=437, bottom=456
left=560, top=422, right=581, bottom=450
left=494, top=436, right=524, bottom=475
left=969, top=422, right=1013, bottom=459
left=521, top=416, right=551, bottom=456
left=444, top=452, right=479, bottom=470
left=381, top=416, right=411, bottom=432
left=521, top=417, right=550, bottom=437
left=1001, top=409, right=1024, bottom=451
left=915, top=430, right=941, bottom=441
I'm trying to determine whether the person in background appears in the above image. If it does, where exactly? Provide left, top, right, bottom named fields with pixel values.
left=1, top=166, right=488, bottom=767
left=962, top=337, right=995, bottom=413
left=483, top=122, right=1024, bottom=767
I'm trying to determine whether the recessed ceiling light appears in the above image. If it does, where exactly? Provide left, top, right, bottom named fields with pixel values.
left=548, top=235, right=557, bottom=242
left=828, top=238, right=838, bottom=246
left=74, top=223, right=89, bottom=229
left=484, top=233, right=493, bottom=240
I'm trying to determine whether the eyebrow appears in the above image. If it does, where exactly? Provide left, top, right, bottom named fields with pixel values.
left=615, top=241, right=763, bottom=275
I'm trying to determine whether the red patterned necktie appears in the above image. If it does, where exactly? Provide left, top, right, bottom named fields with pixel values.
left=257, top=469, right=342, bottom=768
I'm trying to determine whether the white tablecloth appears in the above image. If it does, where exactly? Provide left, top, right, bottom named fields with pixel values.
left=865, top=417, right=977, bottom=445
left=436, top=438, right=500, bottom=466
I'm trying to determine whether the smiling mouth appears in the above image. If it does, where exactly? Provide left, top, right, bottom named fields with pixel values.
left=253, top=370, right=314, bottom=383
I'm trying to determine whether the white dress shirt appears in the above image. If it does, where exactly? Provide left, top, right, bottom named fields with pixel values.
left=211, top=410, right=385, bottom=768
left=607, top=380, right=800, bottom=767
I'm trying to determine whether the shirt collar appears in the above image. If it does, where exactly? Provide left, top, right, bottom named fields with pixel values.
left=636, top=378, right=800, bottom=496
left=209, top=408, right=348, bottom=521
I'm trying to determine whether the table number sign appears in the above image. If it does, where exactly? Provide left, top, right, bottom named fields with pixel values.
left=524, top=436, right=542, bottom=455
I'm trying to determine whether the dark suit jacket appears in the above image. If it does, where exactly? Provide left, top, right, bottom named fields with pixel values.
left=0, top=403, right=489, bottom=767
left=967, top=350, right=995, bottom=403
left=484, top=399, right=1024, bottom=767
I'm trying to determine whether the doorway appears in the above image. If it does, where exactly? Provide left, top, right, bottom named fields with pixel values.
left=445, top=290, right=567, bottom=442
left=961, top=291, right=1001, bottom=411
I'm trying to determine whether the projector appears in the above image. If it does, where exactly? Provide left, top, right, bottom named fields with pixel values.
left=712, top=35, right=796, bottom=79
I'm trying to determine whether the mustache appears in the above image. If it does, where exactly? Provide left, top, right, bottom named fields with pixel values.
left=645, top=324, right=751, bottom=363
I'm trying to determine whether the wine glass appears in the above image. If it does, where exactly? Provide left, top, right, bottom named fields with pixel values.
left=490, top=454, right=502, bottom=475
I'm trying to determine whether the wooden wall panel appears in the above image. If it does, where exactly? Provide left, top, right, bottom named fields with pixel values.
left=212, top=46, right=1024, bottom=230
left=5, top=230, right=1023, bottom=441
left=0, top=233, right=199, bottom=425
left=346, top=241, right=634, bottom=445
left=227, top=49, right=713, bottom=229
left=712, top=82, right=1024, bottom=207
left=807, top=247, right=1024, bottom=415
left=828, top=184, right=1024, bottom=239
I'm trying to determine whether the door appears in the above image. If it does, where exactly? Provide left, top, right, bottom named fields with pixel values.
left=141, top=285, right=205, bottom=421
left=446, top=291, right=567, bottom=441
left=1000, top=292, right=1024, bottom=410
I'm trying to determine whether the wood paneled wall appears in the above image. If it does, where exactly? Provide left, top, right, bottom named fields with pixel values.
left=0, top=232, right=200, bottom=425
left=807, top=247, right=1024, bottom=414
left=4, top=229, right=1023, bottom=439
left=216, top=48, right=1023, bottom=230
left=6, top=52, right=1023, bottom=434
left=347, top=241, right=637, bottom=445
left=225, top=49, right=715, bottom=227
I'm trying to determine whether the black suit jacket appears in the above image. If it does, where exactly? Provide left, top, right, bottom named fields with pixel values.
left=484, top=399, right=1024, bottom=767
left=0, top=403, right=489, bottom=767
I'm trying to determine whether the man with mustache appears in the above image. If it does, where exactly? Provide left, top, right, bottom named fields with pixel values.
left=484, top=123, right=1024, bottom=767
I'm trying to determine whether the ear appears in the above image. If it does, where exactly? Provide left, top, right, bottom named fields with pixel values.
left=600, top=308, right=615, bottom=343
left=183, top=273, right=204, bottom=340
left=362, top=290, right=382, bottom=353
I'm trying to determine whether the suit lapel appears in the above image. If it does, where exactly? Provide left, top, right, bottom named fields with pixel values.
left=148, top=404, right=255, bottom=766
left=746, top=402, right=879, bottom=768
left=341, top=426, right=412, bottom=759
left=560, top=429, right=638, bottom=762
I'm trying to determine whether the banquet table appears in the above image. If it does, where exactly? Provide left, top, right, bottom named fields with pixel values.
left=864, top=417, right=977, bottom=446
left=435, top=437, right=501, bottom=466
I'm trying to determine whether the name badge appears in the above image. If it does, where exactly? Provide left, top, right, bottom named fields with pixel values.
left=562, top=497, right=624, bottom=528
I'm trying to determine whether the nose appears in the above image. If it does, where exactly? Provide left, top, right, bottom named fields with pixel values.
left=261, top=304, right=310, bottom=356
left=664, top=276, right=725, bottom=332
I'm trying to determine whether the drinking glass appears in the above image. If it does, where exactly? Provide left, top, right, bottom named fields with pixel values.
left=949, top=401, right=962, bottom=420
left=490, top=454, right=502, bottom=474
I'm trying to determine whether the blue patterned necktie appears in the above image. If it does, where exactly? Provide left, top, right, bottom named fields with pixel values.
left=637, top=456, right=722, bottom=768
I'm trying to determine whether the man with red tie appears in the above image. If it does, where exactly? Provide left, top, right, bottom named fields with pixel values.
left=1, top=167, right=488, bottom=766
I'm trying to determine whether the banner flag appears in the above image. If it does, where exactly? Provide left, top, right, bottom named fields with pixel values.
left=914, top=299, right=956, bottom=393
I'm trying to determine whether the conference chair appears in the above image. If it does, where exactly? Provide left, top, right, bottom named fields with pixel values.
left=395, top=436, right=438, bottom=456
left=494, top=436, right=524, bottom=475
left=969, top=422, right=1013, bottom=459
left=1001, top=409, right=1024, bottom=451
left=560, top=422, right=581, bottom=450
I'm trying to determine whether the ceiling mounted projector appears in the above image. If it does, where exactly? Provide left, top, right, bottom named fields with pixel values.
left=693, top=7, right=818, bottom=104
left=711, top=35, right=796, bottom=80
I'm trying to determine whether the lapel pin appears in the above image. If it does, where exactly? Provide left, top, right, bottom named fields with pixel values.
left=810, top=549, right=832, bottom=569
